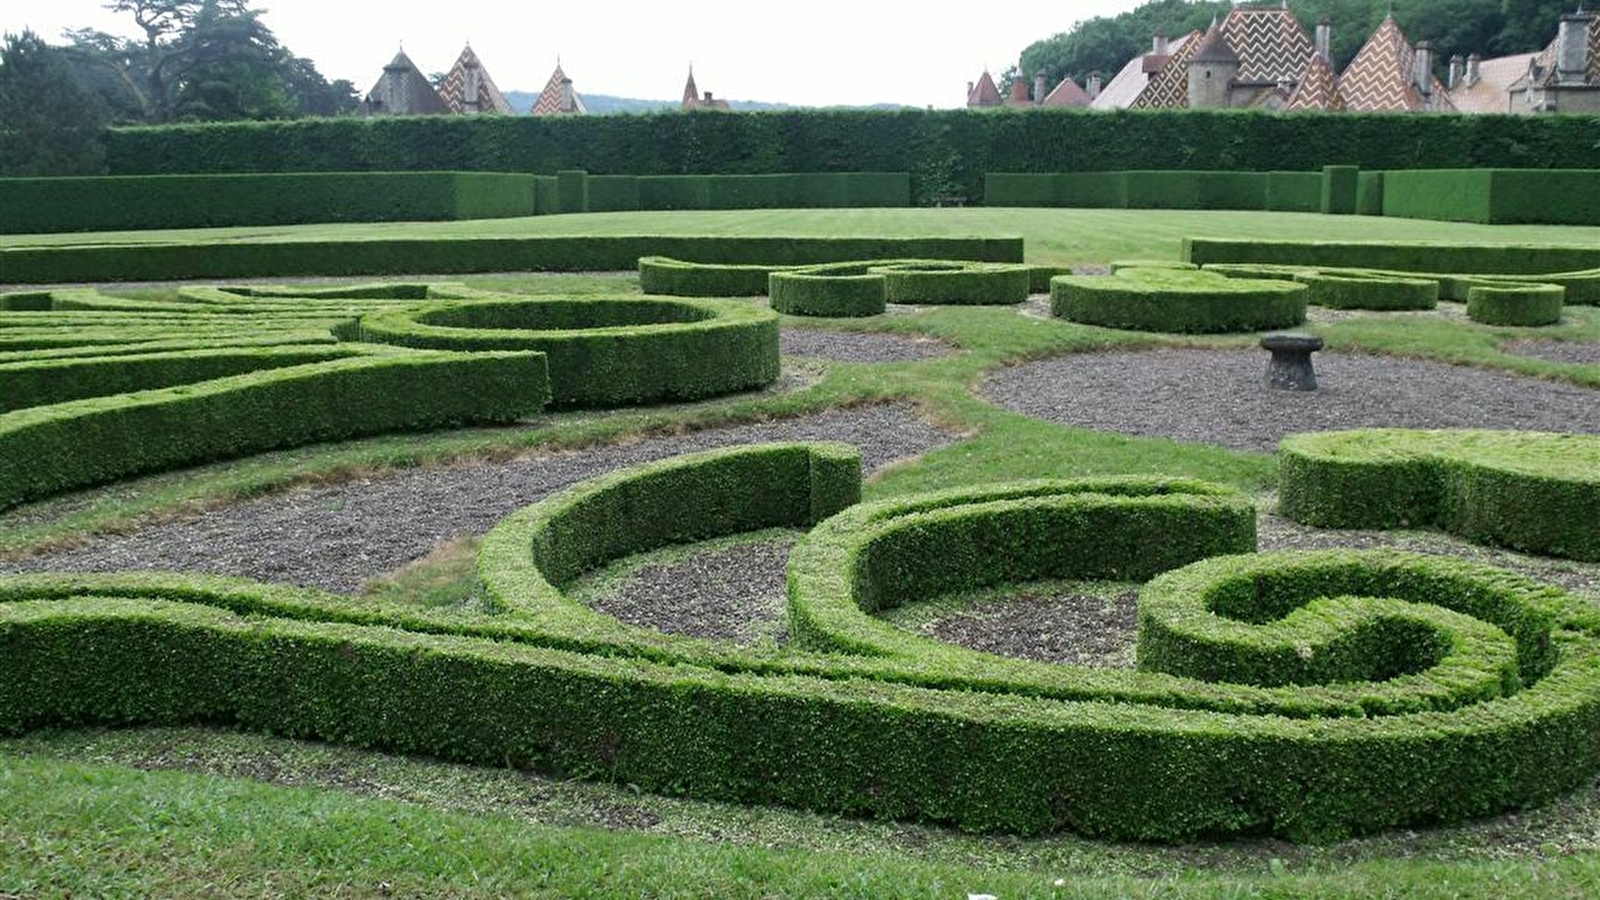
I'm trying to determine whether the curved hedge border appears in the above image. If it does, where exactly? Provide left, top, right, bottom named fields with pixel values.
left=1202, top=265, right=1440, bottom=311
left=357, top=296, right=779, bottom=408
left=1279, top=429, right=1600, bottom=562
left=643, top=257, right=1032, bottom=308
left=7, top=443, right=1600, bottom=842
left=872, top=261, right=1031, bottom=305
left=1466, top=283, right=1566, bottom=327
left=1051, top=267, right=1307, bottom=333
left=768, top=263, right=888, bottom=318
left=637, top=256, right=794, bottom=297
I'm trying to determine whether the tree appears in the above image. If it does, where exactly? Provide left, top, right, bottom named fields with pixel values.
left=0, top=30, right=108, bottom=176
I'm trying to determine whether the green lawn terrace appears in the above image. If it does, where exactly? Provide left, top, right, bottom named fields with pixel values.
left=4, top=206, right=1599, bottom=269
left=2, top=205, right=1600, bottom=899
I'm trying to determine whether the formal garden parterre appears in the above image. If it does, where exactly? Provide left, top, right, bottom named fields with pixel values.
left=3, top=198, right=1600, bottom=897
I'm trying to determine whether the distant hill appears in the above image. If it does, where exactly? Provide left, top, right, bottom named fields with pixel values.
left=501, top=90, right=905, bottom=115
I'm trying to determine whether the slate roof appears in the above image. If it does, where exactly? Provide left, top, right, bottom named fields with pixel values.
left=968, top=70, right=1002, bottom=107
left=1337, top=16, right=1453, bottom=112
left=364, top=49, right=449, bottom=116
left=531, top=63, right=586, bottom=115
left=438, top=45, right=513, bottom=115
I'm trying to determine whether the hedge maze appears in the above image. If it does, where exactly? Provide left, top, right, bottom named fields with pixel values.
left=0, top=284, right=779, bottom=508
left=642, top=257, right=1033, bottom=315
left=7, top=443, right=1600, bottom=843
left=1279, top=429, right=1600, bottom=563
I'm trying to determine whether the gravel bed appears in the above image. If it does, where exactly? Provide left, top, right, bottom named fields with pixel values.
left=780, top=328, right=952, bottom=363
left=918, top=588, right=1140, bottom=668
left=587, top=537, right=797, bottom=644
left=1501, top=340, right=1600, bottom=366
left=1, top=405, right=955, bottom=593
left=983, top=348, right=1600, bottom=452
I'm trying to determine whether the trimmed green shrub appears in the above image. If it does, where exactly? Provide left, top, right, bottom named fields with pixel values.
left=358, top=296, right=779, bottom=407
left=872, top=261, right=1031, bottom=305
left=555, top=170, right=588, bottom=215
left=1110, top=260, right=1197, bottom=272
left=0, top=351, right=549, bottom=511
left=1278, top=429, right=1600, bottom=561
left=1184, top=238, right=1600, bottom=276
left=637, top=257, right=794, bottom=297
left=768, top=264, right=887, bottom=318
left=586, top=172, right=911, bottom=212
left=1028, top=265, right=1072, bottom=294
left=0, top=235, right=1024, bottom=284
left=0, top=173, right=540, bottom=235
left=1466, top=283, right=1566, bottom=326
left=1381, top=169, right=1600, bottom=225
left=1051, top=267, right=1307, bottom=333
left=1320, top=165, right=1359, bottom=215
left=1292, top=271, right=1439, bottom=310
left=985, top=170, right=1319, bottom=212
left=1356, top=171, right=1384, bottom=215
left=9, top=445, right=1600, bottom=842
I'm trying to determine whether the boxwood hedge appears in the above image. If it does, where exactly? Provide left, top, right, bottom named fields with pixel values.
left=1466, top=282, right=1566, bottom=327
left=1278, top=429, right=1600, bottom=562
left=1050, top=267, right=1307, bottom=333
left=356, top=295, right=779, bottom=408
left=7, top=443, right=1600, bottom=842
left=768, top=264, right=887, bottom=318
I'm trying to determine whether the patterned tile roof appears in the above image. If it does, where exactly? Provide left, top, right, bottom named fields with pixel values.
left=968, top=70, right=1002, bottom=107
left=364, top=49, right=450, bottom=116
left=1041, top=76, right=1091, bottom=107
left=438, top=45, right=513, bottom=115
left=1129, top=27, right=1203, bottom=108
left=1287, top=51, right=1342, bottom=111
left=1092, top=32, right=1195, bottom=109
left=531, top=63, right=586, bottom=115
left=1225, top=6, right=1313, bottom=84
left=1337, top=16, right=1453, bottom=112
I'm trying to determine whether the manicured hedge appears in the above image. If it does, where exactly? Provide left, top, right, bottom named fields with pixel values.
left=1050, top=267, right=1307, bottom=333
left=0, top=350, right=549, bottom=510
left=768, top=264, right=887, bottom=318
left=1466, top=283, right=1566, bottom=326
left=0, top=236, right=1024, bottom=284
left=8, top=444, right=1600, bottom=842
left=1382, top=169, right=1600, bottom=225
left=1202, top=266, right=1439, bottom=311
left=1184, top=238, right=1600, bottom=276
left=1320, top=165, right=1359, bottom=215
left=586, top=172, right=910, bottom=212
left=1278, top=429, right=1600, bottom=562
left=99, top=108, right=1599, bottom=204
left=0, top=173, right=541, bottom=235
left=984, top=170, right=1321, bottom=212
left=873, top=261, right=1031, bottom=305
left=357, top=296, right=779, bottom=407
left=638, top=257, right=796, bottom=297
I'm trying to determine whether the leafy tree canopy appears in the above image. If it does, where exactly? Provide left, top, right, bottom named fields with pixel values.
left=0, top=30, right=109, bottom=175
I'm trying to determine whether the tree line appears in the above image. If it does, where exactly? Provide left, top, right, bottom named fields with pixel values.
left=1011, top=0, right=1576, bottom=93
left=2, top=0, right=357, bottom=175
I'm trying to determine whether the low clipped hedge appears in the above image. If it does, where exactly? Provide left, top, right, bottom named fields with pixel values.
left=638, top=257, right=795, bottom=297
left=1278, top=429, right=1600, bottom=562
left=768, top=263, right=887, bottom=318
left=0, top=350, right=548, bottom=511
left=873, top=261, right=1030, bottom=305
left=1050, top=267, right=1307, bottom=334
left=9, top=443, right=1600, bottom=842
left=1294, top=271, right=1439, bottom=310
left=1184, top=238, right=1600, bottom=277
left=0, top=172, right=541, bottom=235
left=358, top=296, right=779, bottom=407
left=1466, top=283, right=1565, bottom=327
left=0, top=236, right=1025, bottom=285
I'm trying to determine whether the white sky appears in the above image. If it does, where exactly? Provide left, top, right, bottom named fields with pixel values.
left=4, top=0, right=1146, bottom=108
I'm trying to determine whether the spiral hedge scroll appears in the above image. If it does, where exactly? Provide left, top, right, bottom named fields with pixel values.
left=6, top=442, right=1600, bottom=842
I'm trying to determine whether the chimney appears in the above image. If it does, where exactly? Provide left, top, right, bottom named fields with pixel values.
left=1557, top=13, right=1595, bottom=85
left=1153, top=31, right=1169, bottom=56
left=1009, top=79, right=1030, bottom=104
left=1315, top=17, right=1332, bottom=62
left=1414, top=40, right=1434, bottom=97
left=1087, top=72, right=1102, bottom=100
left=1034, top=70, right=1048, bottom=104
left=1448, top=54, right=1464, bottom=90
left=704, top=91, right=714, bottom=103
left=465, top=63, right=481, bottom=114
left=966, top=81, right=975, bottom=101
left=560, top=76, right=574, bottom=112
left=1466, top=53, right=1481, bottom=86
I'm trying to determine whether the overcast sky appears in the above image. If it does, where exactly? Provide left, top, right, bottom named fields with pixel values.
left=5, top=0, right=1148, bottom=108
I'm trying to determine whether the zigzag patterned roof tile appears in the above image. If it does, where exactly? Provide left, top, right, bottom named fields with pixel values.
left=438, top=45, right=513, bottom=115
left=531, top=63, right=586, bottom=115
left=1129, top=29, right=1203, bottom=109
left=1226, top=6, right=1314, bottom=84
left=1287, top=51, right=1341, bottom=111
left=1337, top=16, right=1454, bottom=113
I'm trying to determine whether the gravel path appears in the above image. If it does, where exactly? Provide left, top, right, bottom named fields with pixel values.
left=780, top=329, right=952, bottom=363
left=918, top=588, right=1140, bottom=668
left=983, top=349, right=1600, bottom=452
left=1501, top=340, right=1600, bottom=366
left=588, top=537, right=797, bottom=644
left=1, top=406, right=955, bottom=593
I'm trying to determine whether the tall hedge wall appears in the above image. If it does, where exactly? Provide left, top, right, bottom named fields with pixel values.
left=985, top=170, right=1321, bottom=212
left=0, top=173, right=540, bottom=235
left=99, top=109, right=1600, bottom=205
left=1382, top=169, right=1600, bottom=225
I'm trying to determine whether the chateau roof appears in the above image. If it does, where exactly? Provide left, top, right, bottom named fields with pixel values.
left=1286, top=50, right=1342, bottom=111
left=1129, top=28, right=1204, bottom=108
left=1192, top=21, right=1238, bottom=65
left=1510, top=13, right=1600, bottom=90
left=1041, top=76, right=1092, bottom=107
left=531, top=63, right=586, bottom=115
left=1223, top=6, right=1313, bottom=83
left=1337, top=16, right=1453, bottom=112
left=968, top=70, right=1002, bottom=106
left=363, top=49, right=449, bottom=116
left=438, top=45, right=513, bottom=115
left=1448, top=53, right=1536, bottom=114
left=1092, top=31, right=1195, bottom=109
